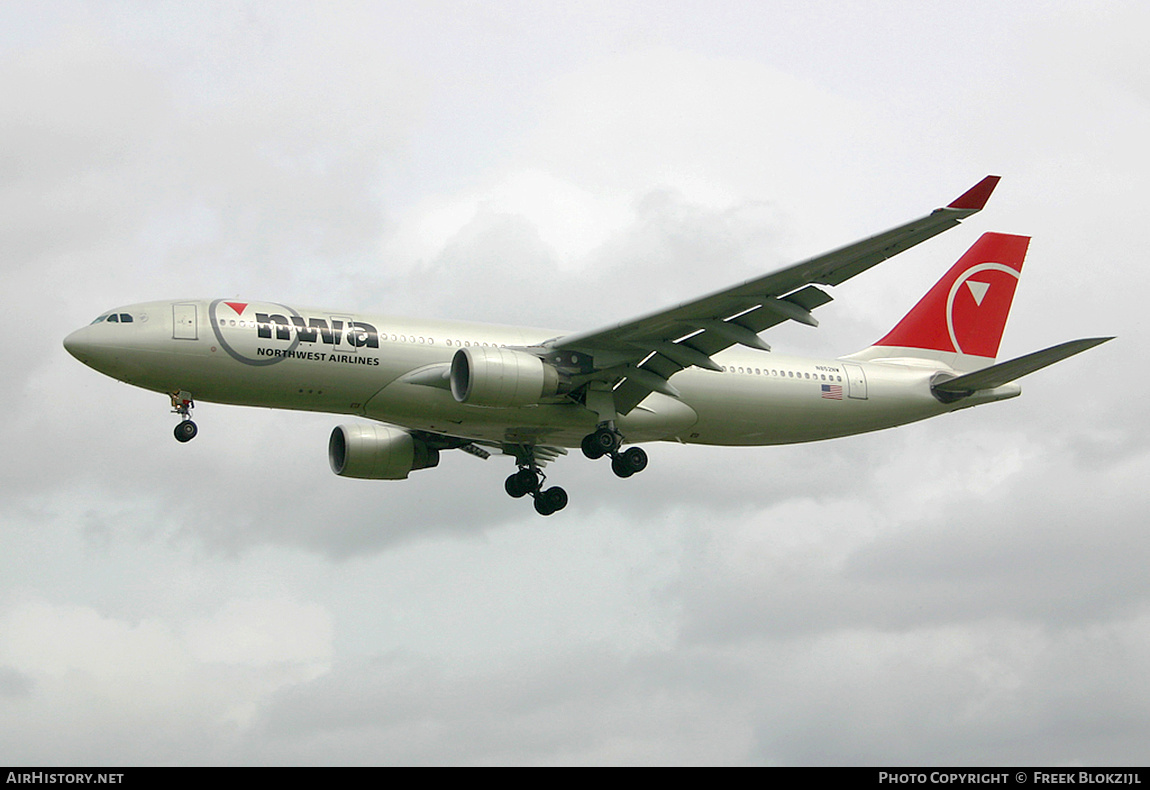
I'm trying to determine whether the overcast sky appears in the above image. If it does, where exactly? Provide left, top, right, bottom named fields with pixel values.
left=2, top=1, right=1148, bottom=766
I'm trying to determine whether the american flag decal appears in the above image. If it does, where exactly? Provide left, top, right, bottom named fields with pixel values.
left=821, top=384, right=843, bottom=400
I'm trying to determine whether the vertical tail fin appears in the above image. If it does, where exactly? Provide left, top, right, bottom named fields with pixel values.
left=849, top=232, right=1030, bottom=372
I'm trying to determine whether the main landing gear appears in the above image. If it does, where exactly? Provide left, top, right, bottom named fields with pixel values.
left=505, top=462, right=569, bottom=516
left=170, top=392, right=198, bottom=443
left=580, top=424, right=648, bottom=478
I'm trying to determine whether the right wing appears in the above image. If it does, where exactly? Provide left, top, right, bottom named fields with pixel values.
left=548, top=175, right=1002, bottom=413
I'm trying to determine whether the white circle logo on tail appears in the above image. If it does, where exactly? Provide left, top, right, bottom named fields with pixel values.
left=945, top=262, right=1020, bottom=355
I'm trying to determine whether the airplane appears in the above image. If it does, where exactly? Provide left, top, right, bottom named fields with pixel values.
left=63, top=176, right=1111, bottom=515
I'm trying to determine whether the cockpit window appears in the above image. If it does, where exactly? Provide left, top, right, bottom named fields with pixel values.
left=89, top=312, right=134, bottom=324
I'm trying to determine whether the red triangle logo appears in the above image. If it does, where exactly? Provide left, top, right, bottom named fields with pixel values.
left=224, top=302, right=248, bottom=315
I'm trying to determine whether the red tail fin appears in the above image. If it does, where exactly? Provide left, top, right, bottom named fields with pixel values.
left=872, top=232, right=1029, bottom=366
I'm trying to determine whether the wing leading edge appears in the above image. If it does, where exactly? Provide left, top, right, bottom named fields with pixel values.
left=548, top=176, right=1001, bottom=413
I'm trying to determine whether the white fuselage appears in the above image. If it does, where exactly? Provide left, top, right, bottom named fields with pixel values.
left=64, top=298, right=1019, bottom=449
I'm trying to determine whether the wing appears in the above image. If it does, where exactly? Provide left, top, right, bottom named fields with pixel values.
left=547, top=176, right=1001, bottom=413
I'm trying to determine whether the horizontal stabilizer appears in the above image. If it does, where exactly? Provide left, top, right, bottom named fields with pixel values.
left=932, top=337, right=1113, bottom=400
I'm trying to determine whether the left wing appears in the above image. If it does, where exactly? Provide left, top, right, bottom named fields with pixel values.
left=547, top=175, right=1001, bottom=413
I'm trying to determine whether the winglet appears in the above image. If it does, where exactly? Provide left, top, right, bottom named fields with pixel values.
left=947, top=175, right=1001, bottom=211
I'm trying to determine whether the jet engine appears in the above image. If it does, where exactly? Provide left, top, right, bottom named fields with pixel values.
left=328, top=423, right=439, bottom=480
left=449, top=346, right=565, bottom=407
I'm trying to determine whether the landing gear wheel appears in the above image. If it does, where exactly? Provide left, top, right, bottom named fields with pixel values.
left=581, top=433, right=606, bottom=460
left=174, top=420, right=198, bottom=443
left=506, top=445, right=569, bottom=515
left=505, top=473, right=525, bottom=498
left=533, top=486, right=568, bottom=516
left=544, top=486, right=568, bottom=512
left=505, top=468, right=538, bottom=498
left=592, top=426, right=621, bottom=454
left=611, top=448, right=648, bottom=478
left=621, top=446, right=647, bottom=474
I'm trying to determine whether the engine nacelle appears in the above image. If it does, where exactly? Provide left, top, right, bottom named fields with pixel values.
left=328, top=424, right=439, bottom=480
left=449, top=346, right=563, bottom=407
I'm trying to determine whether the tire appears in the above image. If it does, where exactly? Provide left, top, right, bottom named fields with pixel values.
left=581, top=433, right=605, bottom=460
left=593, top=428, right=619, bottom=454
left=543, top=486, right=568, bottom=513
left=611, top=454, right=634, bottom=478
left=622, top=447, right=648, bottom=474
left=514, top=468, right=539, bottom=493
left=505, top=473, right=529, bottom=498
left=174, top=420, right=198, bottom=443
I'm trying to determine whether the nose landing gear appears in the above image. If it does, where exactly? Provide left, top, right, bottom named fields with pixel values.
left=170, top=392, right=198, bottom=443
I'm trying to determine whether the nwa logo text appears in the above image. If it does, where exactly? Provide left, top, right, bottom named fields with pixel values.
left=209, top=299, right=381, bottom=367
left=255, top=313, right=380, bottom=348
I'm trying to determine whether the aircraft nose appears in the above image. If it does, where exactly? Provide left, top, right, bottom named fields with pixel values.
left=63, top=327, right=95, bottom=363
left=63, top=319, right=150, bottom=382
